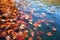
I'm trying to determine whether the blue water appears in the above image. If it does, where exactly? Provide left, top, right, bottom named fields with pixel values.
left=15, top=0, right=60, bottom=40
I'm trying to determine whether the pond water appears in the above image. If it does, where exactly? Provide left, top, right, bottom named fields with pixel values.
left=15, top=0, right=60, bottom=40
